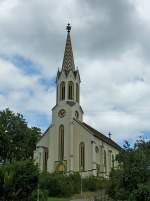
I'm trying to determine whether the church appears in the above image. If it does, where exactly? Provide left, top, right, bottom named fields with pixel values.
left=34, top=24, right=121, bottom=177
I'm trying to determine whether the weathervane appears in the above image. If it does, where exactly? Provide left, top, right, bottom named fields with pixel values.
left=66, top=23, right=71, bottom=32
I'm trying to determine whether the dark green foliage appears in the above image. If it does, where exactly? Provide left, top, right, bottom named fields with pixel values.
left=39, top=172, right=78, bottom=197
left=0, top=108, right=41, bottom=162
left=82, top=176, right=109, bottom=192
left=39, top=172, right=108, bottom=197
left=82, top=176, right=97, bottom=191
left=108, top=139, right=150, bottom=201
left=69, top=172, right=81, bottom=193
left=31, top=189, right=48, bottom=201
left=0, top=160, right=39, bottom=201
left=128, top=184, right=150, bottom=201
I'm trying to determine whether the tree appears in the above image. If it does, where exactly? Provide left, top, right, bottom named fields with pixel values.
left=0, top=160, right=39, bottom=201
left=108, top=139, right=150, bottom=201
left=0, top=108, right=41, bottom=162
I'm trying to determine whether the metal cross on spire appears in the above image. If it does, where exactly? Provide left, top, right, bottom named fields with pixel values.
left=66, top=23, right=71, bottom=32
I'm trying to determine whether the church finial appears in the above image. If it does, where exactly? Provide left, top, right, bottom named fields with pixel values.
left=108, top=132, right=112, bottom=139
left=66, top=23, right=71, bottom=32
left=62, top=23, right=75, bottom=72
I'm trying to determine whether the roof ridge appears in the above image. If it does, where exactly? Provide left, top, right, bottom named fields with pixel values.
left=73, top=118, right=122, bottom=150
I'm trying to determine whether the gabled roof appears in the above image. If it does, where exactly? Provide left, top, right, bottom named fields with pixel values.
left=74, top=119, right=122, bottom=151
left=37, top=125, right=51, bottom=143
left=56, top=69, right=80, bottom=82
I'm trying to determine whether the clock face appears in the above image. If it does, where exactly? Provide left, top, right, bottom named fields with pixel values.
left=58, top=109, right=66, bottom=118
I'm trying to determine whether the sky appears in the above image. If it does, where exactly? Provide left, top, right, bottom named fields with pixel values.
left=0, top=0, right=150, bottom=145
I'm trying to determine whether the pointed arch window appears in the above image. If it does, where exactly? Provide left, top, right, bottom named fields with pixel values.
left=59, top=125, right=64, bottom=161
left=104, top=150, right=107, bottom=172
left=44, top=148, right=48, bottom=171
left=112, top=154, right=115, bottom=168
left=68, top=81, right=74, bottom=100
left=76, top=83, right=79, bottom=103
left=60, top=82, right=65, bottom=100
left=79, top=142, right=85, bottom=171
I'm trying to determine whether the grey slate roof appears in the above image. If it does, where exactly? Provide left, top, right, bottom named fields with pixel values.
left=74, top=119, right=122, bottom=151
left=62, top=31, right=75, bottom=72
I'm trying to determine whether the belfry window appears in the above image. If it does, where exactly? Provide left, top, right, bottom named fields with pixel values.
left=76, top=83, right=79, bottom=103
left=59, top=125, right=64, bottom=161
left=79, top=142, right=85, bottom=171
left=68, top=81, right=74, bottom=100
left=60, top=82, right=65, bottom=100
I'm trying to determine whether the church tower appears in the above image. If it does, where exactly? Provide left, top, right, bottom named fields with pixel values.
left=49, top=23, right=84, bottom=172
left=52, top=23, right=83, bottom=125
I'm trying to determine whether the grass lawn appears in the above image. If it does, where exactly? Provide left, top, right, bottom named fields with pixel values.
left=48, top=197, right=70, bottom=201
left=72, top=191, right=96, bottom=199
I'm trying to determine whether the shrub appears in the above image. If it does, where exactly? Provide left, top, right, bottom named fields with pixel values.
left=39, top=172, right=109, bottom=197
left=128, top=184, right=150, bottom=201
left=108, top=140, right=150, bottom=201
left=0, top=160, right=39, bottom=201
left=82, top=176, right=109, bottom=192
left=82, top=176, right=97, bottom=191
left=39, top=172, right=72, bottom=197
left=67, top=172, right=81, bottom=193
left=31, top=189, right=48, bottom=201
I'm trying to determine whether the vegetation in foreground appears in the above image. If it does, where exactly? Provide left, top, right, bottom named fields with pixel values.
left=0, top=108, right=41, bottom=163
left=108, top=140, right=150, bottom=201
left=0, top=160, right=39, bottom=201
left=48, top=198, right=69, bottom=201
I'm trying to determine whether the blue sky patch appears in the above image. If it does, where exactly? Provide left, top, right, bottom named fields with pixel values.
left=24, top=112, right=50, bottom=132
left=0, top=54, right=40, bottom=75
left=39, top=77, right=56, bottom=89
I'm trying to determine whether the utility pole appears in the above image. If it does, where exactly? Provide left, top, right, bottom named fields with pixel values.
left=37, top=183, right=40, bottom=201
left=80, top=171, right=82, bottom=197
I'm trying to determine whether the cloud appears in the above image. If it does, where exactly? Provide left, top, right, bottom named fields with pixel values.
left=80, top=49, right=150, bottom=142
left=0, top=0, right=150, bottom=143
left=0, top=57, right=55, bottom=129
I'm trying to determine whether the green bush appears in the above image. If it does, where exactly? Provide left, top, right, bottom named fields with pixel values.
left=82, top=176, right=97, bottom=191
left=128, top=184, right=150, bottom=201
left=0, top=160, right=39, bottom=201
left=82, top=176, right=108, bottom=192
left=39, top=172, right=109, bottom=197
left=68, top=172, right=81, bottom=193
left=108, top=140, right=150, bottom=201
left=39, top=172, right=77, bottom=197
left=31, top=189, right=48, bottom=201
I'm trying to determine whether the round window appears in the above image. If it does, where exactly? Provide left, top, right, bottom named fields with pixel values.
left=75, top=111, right=79, bottom=119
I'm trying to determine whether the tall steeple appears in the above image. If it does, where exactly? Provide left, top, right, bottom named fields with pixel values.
left=62, top=23, right=75, bottom=72
left=56, top=23, right=81, bottom=106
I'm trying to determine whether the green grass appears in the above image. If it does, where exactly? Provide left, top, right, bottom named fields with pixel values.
left=48, top=197, right=70, bottom=201
left=72, top=191, right=96, bottom=199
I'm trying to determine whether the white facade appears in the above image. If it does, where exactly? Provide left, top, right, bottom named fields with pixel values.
left=34, top=24, right=121, bottom=177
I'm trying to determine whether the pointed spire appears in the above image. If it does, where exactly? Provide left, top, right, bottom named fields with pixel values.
left=62, top=23, right=75, bottom=72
